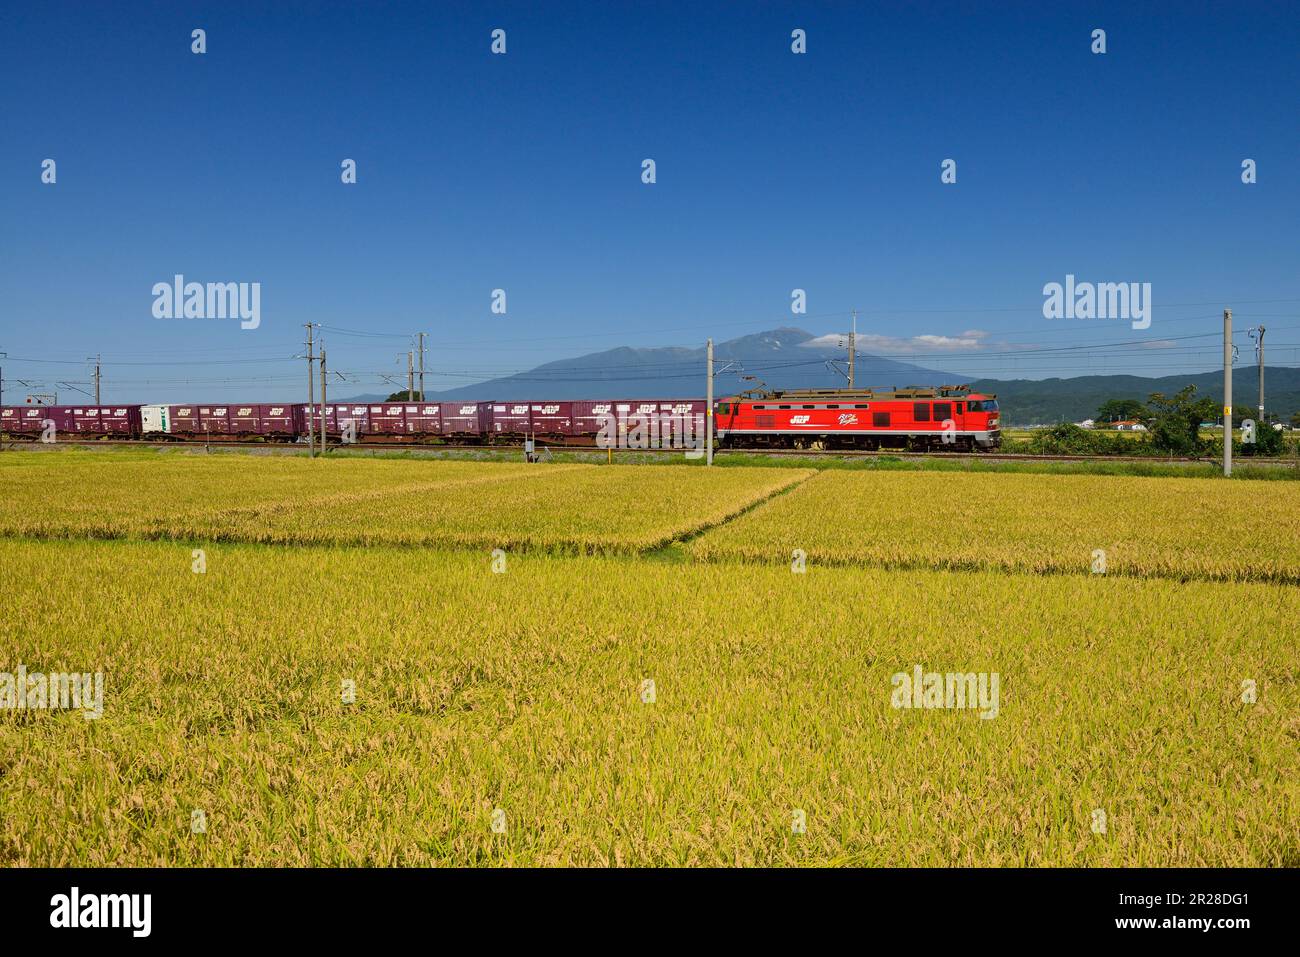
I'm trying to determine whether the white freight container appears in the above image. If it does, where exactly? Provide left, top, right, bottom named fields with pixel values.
left=141, top=404, right=171, bottom=434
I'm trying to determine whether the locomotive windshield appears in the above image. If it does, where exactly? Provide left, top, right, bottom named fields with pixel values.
left=967, top=399, right=999, bottom=412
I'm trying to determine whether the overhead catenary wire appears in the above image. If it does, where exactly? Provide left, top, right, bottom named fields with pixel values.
left=6, top=300, right=1299, bottom=400
left=11, top=308, right=1300, bottom=366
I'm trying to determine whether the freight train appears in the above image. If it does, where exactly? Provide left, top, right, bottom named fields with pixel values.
left=0, top=386, right=1000, bottom=450
left=0, top=400, right=709, bottom=446
left=716, top=386, right=1000, bottom=451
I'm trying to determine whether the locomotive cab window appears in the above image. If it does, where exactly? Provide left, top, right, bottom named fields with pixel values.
left=955, top=402, right=964, bottom=414
left=913, top=403, right=931, bottom=422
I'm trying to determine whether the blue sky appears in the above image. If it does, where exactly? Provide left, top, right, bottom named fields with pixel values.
left=1, top=1, right=1297, bottom=403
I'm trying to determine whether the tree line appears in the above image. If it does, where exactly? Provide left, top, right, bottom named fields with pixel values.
left=1017, top=385, right=1294, bottom=456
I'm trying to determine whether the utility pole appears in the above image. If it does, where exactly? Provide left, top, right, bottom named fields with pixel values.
left=304, top=323, right=316, bottom=456
left=706, top=338, right=714, bottom=466
left=1223, top=309, right=1232, bottom=477
left=320, top=348, right=328, bottom=454
left=407, top=351, right=415, bottom=399
left=849, top=309, right=856, bottom=390
left=1249, top=325, right=1265, bottom=423
left=417, top=333, right=426, bottom=400
left=0, top=351, right=7, bottom=406
left=90, top=355, right=101, bottom=403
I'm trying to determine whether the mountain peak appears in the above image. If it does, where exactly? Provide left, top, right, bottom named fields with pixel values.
left=425, top=328, right=960, bottom=401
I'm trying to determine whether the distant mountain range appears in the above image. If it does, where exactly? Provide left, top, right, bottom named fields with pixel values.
left=428, top=328, right=959, bottom=399
left=341, top=328, right=958, bottom=403
left=968, top=368, right=1300, bottom=425
left=338, top=327, right=1300, bottom=425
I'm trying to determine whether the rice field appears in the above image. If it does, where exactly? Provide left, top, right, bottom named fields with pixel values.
left=1, top=450, right=1296, bottom=867
left=0, top=453, right=541, bottom=538
left=173, top=462, right=811, bottom=552
left=2, top=538, right=1296, bottom=866
left=0, top=452, right=809, bottom=552
left=689, top=470, right=1300, bottom=584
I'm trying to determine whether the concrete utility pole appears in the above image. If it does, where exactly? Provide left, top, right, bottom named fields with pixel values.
left=90, top=355, right=101, bottom=403
left=304, top=323, right=316, bottom=455
left=417, top=333, right=426, bottom=400
left=1223, top=309, right=1232, bottom=477
left=0, top=351, right=7, bottom=406
left=320, top=348, right=328, bottom=454
left=1250, top=325, right=1265, bottom=423
left=849, top=309, right=856, bottom=390
left=406, top=351, right=415, bottom=399
left=706, top=338, right=714, bottom=466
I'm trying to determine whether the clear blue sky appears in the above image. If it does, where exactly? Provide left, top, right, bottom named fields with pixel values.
left=1, top=1, right=1297, bottom=403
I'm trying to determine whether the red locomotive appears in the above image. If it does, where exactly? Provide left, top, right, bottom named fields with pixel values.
left=715, top=385, right=1000, bottom=450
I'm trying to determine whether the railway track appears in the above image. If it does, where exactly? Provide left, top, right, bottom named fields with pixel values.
left=718, top=447, right=1295, bottom=467
left=4, top=437, right=1294, bottom=468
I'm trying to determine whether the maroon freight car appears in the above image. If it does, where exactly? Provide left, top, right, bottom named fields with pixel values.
left=569, top=399, right=706, bottom=445
left=403, top=403, right=441, bottom=436
left=1, top=408, right=28, bottom=435
left=229, top=405, right=261, bottom=433
left=570, top=401, right=619, bottom=438
left=167, top=405, right=202, bottom=434
left=302, top=404, right=330, bottom=434
left=333, top=404, right=371, bottom=437
left=366, top=404, right=407, bottom=437
left=442, top=401, right=492, bottom=439
left=45, top=405, right=142, bottom=436
left=258, top=403, right=300, bottom=437
left=528, top=402, right=573, bottom=438
left=0, top=406, right=49, bottom=436
left=302, top=404, right=372, bottom=438
left=196, top=405, right=232, bottom=435
left=489, top=402, right=531, bottom=437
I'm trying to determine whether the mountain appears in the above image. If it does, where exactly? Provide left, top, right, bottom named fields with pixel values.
left=421, top=328, right=961, bottom=401
left=335, top=327, right=1300, bottom=427
left=333, top=394, right=390, bottom=403
left=970, top=368, right=1300, bottom=425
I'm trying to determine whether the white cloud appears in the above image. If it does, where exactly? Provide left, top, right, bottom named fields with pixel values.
left=802, top=330, right=991, bottom=354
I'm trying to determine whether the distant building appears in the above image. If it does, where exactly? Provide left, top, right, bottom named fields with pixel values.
left=1077, top=418, right=1095, bottom=429
left=1112, top=420, right=1147, bottom=432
